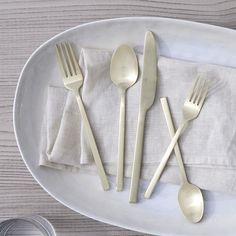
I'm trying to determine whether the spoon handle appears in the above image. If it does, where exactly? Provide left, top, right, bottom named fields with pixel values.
left=129, top=110, right=146, bottom=203
left=144, top=120, right=187, bottom=199
left=160, top=98, right=187, bottom=183
left=116, top=90, right=126, bottom=191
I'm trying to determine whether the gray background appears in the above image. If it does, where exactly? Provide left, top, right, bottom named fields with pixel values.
left=1, top=0, right=236, bottom=235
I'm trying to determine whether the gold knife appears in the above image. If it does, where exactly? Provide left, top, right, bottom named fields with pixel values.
left=129, top=31, right=158, bottom=203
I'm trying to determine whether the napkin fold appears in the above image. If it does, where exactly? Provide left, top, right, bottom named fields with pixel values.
left=40, top=48, right=236, bottom=194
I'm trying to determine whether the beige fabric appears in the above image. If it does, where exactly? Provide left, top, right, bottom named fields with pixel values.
left=40, top=48, right=236, bottom=194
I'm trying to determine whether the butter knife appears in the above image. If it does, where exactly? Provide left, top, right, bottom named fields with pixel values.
left=129, top=31, right=158, bottom=203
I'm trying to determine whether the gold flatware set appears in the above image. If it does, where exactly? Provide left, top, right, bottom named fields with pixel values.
left=55, top=31, right=209, bottom=223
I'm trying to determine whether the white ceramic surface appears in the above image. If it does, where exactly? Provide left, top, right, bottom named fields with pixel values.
left=13, top=17, right=236, bottom=235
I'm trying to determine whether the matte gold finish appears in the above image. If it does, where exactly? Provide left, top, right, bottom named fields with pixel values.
left=157, top=97, right=204, bottom=223
left=129, top=31, right=158, bottom=203
left=145, top=77, right=208, bottom=198
left=110, top=45, right=138, bottom=191
left=56, top=42, right=109, bottom=191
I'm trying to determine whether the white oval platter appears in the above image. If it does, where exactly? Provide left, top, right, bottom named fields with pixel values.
left=14, top=17, right=236, bottom=235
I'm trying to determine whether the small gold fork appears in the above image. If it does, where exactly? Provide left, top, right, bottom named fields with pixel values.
left=56, top=42, right=109, bottom=191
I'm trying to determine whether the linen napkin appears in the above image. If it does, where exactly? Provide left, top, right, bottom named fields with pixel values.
left=40, top=48, right=236, bottom=194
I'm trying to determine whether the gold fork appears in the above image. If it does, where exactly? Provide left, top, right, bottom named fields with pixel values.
left=56, top=42, right=109, bottom=191
left=145, top=77, right=208, bottom=198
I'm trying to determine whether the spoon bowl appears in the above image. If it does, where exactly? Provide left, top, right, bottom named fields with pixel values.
left=178, top=182, right=204, bottom=223
left=110, top=44, right=138, bottom=191
left=110, top=44, right=138, bottom=91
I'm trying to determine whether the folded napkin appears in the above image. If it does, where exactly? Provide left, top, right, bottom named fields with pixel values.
left=40, top=48, right=236, bottom=194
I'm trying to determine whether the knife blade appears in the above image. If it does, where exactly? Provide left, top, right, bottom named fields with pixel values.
left=140, top=31, right=158, bottom=111
left=129, top=31, right=158, bottom=203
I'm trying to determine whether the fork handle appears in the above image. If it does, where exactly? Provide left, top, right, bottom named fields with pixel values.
left=76, top=93, right=109, bottom=191
left=144, top=121, right=187, bottom=198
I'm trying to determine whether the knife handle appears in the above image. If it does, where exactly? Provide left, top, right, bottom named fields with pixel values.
left=129, top=111, right=146, bottom=203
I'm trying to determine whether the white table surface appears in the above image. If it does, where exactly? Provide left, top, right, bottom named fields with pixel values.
left=1, top=0, right=236, bottom=235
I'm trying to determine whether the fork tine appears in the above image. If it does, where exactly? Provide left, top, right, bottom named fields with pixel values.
left=56, top=44, right=67, bottom=78
left=64, top=42, right=75, bottom=76
left=67, top=42, right=82, bottom=75
left=187, top=77, right=200, bottom=101
left=198, top=84, right=208, bottom=108
left=191, top=78, right=204, bottom=103
left=58, top=43, right=71, bottom=77
left=195, top=79, right=207, bottom=104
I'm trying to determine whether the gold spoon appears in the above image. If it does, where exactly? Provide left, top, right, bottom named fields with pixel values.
left=110, top=45, right=138, bottom=191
